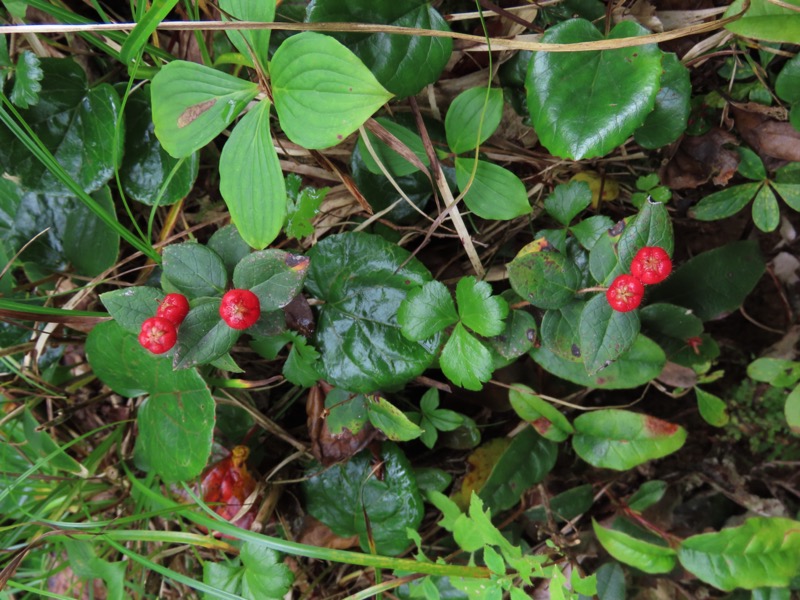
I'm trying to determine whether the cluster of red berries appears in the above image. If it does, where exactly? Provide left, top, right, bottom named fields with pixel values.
left=606, top=246, right=672, bottom=313
left=138, top=293, right=190, bottom=354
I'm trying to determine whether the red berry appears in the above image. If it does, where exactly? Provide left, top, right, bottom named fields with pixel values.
left=630, top=246, right=672, bottom=285
left=219, top=289, right=261, bottom=330
left=156, top=293, right=190, bottom=325
left=138, top=316, right=178, bottom=354
left=606, top=274, right=645, bottom=312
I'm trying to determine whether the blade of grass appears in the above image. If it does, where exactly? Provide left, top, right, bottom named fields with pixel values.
left=120, top=0, right=181, bottom=65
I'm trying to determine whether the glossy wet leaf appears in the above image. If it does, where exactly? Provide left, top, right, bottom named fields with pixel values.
left=455, top=157, right=531, bottom=220
left=150, top=60, right=259, bottom=157
left=398, top=280, right=458, bottom=341
left=445, top=87, right=504, bottom=154
left=508, top=244, right=581, bottom=310
left=271, top=32, right=393, bottom=149
left=219, top=0, right=275, bottom=72
left=527, top=20, right=662, bottom=159
left=695, top=387, right=729, bottom=427
left=303, top=442, right=423, bottom=556
left=306, top=0, right=452, bottom=98
left=751, top=184, right=780, bottom=232
left=120, top=86, right=198, bottom=207
left=690, top=182, right=760, bottom=221
left=86, top=321, right=214, bottom=481
left=724, top=0, right=800, bottom=44
left=0, top=58, right=121, bottom=195
left=366, top=395, right=422, bottom=441
left=593, top=520, right=677, bottom=574
left=305, top=232, right=438, bottom=393
left=545, top=181, right=592, bottom=227
left=10, top=50, right=42, bottom=109
left=572, top=409, right=687, bottom=470
left=233, top=249, right=308, bottom=311
left=63, top=186, right=119, bottom=277
left=678, top=517, right=800, bottom=591
left=456, top=276, right=508, bottom=337
left=162, top=242, right=228, bottom=299
left=634, top=53, right=691, bottom=149
left=357, top=117, right=429, bottom=177
left=488, top=308, right=537, bottom=361
left=440, top=323, right=493, bottom=391
left=649, top=240, right=765, bottom=321
left=508, top=383, right=573, bottom=442
left=579, top=293, right=640, bottom=375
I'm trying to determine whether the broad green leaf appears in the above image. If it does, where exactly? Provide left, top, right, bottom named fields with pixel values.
left=150, top=60, right=259, bottom=157
left=162, top=242, right=228, bottom=299
left=271, top=32, right=393, bottom=149
left=62, top=539, right=125, bottom=600
left=544, top=181, right=592, bottom=227
left=63, top=186, right=119, bottom=277
left=203, top=563, right=241, bottom=597
left=747, top=357, right=800, bottom=387
left=649, top=240, right=765, bottom=321
left=219, top=0, right=275, bottom=73
left=305, top=232, right=438, bottom=393
left=640, top=303, right=703, bottom=340
left=507, top=243, right=581, bottom=310
left=578, top=293, right=641, bottom=375
left=208, top=224, right=251, bottom=277
left=306, top=0, right=452, bottom=98
left=478, top=428, right=557, bottom=513
left=357, top=117, right=429, bottom=177
left=571, top=215, right=615, bottom=250
left=440, top=323, right=493, bottom=391
left=219, top=101, right=286, bottom=249
left=508, top=383, right=574, bottom=442
left=572, top=409, right=687, bottom=470
left=367, top=395, right=423, bottom=441
left=527, top=20, right=662, bottom=159
left=21, top=410, right=85, bottom=475
left=690, top=182, right=760, bottom=221
left=0, top=58, right=121, bottom=195
left=487, top=308, right=537, bottom=361
left=772, top=182, right=800, bottom=212
left=445, top=87, right=504, bottom=154
left=325, top=389, right=369, bottom=435
left=240, top=544, right=294, bottom=599
left=119, top=85, right=198, bottom=206
left=86, top=321, right=214, bottom=481
left=414, top=467, right=453, bottom=494
left=455, top=157, right=531, bottom=220
left=526, top=484, right=594, bottom=523
left=398, top=279, right=458, bottom=341
left=10, top=50, right=43, bottom=109
left=616, top=200, right=674, bottom=274
left=785, top=385, right=800, bottom=434
left=751, top=184, right=780, bottom=232
left=724, top=0, right=800, bottom=44
left=589, top=563, right=625, bottom=600
left=540, top=300, right=584, bottom=362
left=233, top=249, right=309, bottom=311
left=588, top=218, right=627, bottom=284
left=738, top=146, right=767, bottom=181
left=633, top=53, right=691, bottom=149
left=285, top=174, right=328, bottom=239
left=302, top=442, right=423, bottom=556
left=627, top=480, right=667, bottom=511
left=678, top=517, right=800, bottom=591
left=455, top=276, right=508, bottom=337
left=776, top=53, right=800, bottom=104
left=283, top=337, right=321, bottom=388
left=695, top=387, right=729, bottom=427
left=100, top=286, right=163, bottom=334
left=119, top=0, right=180, bottom=66
left=593, top=520, right=677, bottom=574
left=173, top=300, right=240, bottom=370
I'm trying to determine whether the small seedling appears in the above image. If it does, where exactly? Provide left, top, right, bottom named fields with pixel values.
left=138, top=316, right=178, bottom=354
left=219, top=289, right=261, bottom=330
left=630, top=246, right=672, bottom=285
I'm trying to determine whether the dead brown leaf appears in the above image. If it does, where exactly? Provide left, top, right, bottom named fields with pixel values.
left=660, top=128, right=740, bottom=189
left=732, top=106, right=800, bottom=164
left=657, top=361, right=698, bottom=388
left=297, top=515, right=360, bottom=550
left=307, top=385, right=378, bottom=466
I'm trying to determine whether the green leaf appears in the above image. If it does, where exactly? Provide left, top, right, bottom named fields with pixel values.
left=0, top=58, right=121, bottom=195
left=285, top=174, right=328, bottom=240
left=162, top=242, right=228, bottom=299
left=10, top=50, right=43, bottom=109
left=747, top=357, right=800, bottom=387
left=63, top=186, right=119, bottom=277
left=572, top=409, right=687, bottom=470
left=445, top=87, right=504, bottom=154
left=62, top=539, right=125, bottom=600
left=690, top=182, right=760, bottom=221
left=588, top=563, right=625, bottom=600
left=0, top=35, right=10, bottom=68
left=100, top=286, right=163, bottom=334
left=593, top=520, right=677, bottom=574
left=544, top=181, right=592, bottom=227
left=579, top=293, right=641, bottom=375
left=478, top=428, right=557, bottom=512
left=627, top=480, right=668, bottom=511
left=21, top=410, right=85, bottom=475
left=173, top=300, right=240, bottom=370
left=367, top=395, right=423, bottom=441
left=772, top=182, right=800, bottom=212
left=737, top=146, right=767, bottom=181
left=271, top=32, right=393, bottom=149
left=420, top=388, right=463, bottom=435
left=639, top=303, right=703, bottom=340
left=203, top=563, right=241, bottom=597
left=305, top=232, right=438, bottom=393
left=219, top=101, right=286, bottom=250
left=219, top=0, right=275, bottom=72
left=649, top=240, right=765, bottom=321
left=283, top=335, right=321, bottom=387
left=776, top=53, right=800, bottom=104
left=440, top=323, right=493, bottom=391
left=150, top=60, right=259, bottom=157
left=526, top=484, right=594, bottom=523
left=306, top=0, right=452, bottom=98
left=616, top=200, right=674, bottom=276
left=119, top=0, right=180, bottom=66
left=119, top=85, right=199, bottom=207
left=208, top=224, right=251, bottom=277
left=455, top=157, right=531, bottom=220
left=507, top=243, right=581, bottom=310
left=785, top=385, right=800, bottom=434
left=724, top=0, right=800, bottom=44
left=455, top=276, right=508, bottom=337
left=302, top=442, right=423, bottom=556
left=695, top=387, right=729, bottom=427
left=527, top=20, right=662, bottom=159
left=540, top=300, right=584, bottom=362
left=588, top=218, right=627, bottom=284
left=86, top=321, right=214, bottom=481
left=487, top=308, right=537, bottom=362
left=678, top=517, right=800, bottom=591
left=633, top=52, right=691, bottom=149
left=398, top=280, right=458, bottom=341
left=240, top=544, right=294, bottom=600
left=508, top=383, right=573, bottom=442
left=752, top=184, right=780, bottom=232
left=325, top=389, right=369, bottom=435
left=233, top=249, right=309, bottom=311
left=357, top=117, right=429, bottom=177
